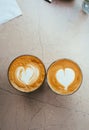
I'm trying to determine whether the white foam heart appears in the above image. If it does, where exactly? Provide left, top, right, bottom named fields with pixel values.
left=56, top=68, right=75, bottom=90
left=16, top=65, right=39, bottom=85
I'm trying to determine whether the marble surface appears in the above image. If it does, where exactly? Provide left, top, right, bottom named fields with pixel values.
left=0, top=0, right=89, bottom=130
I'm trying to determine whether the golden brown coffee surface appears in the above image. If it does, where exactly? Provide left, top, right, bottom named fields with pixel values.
left=8, top=55, right=46, bottom=92
left=47, top=59, right=82, bottom=95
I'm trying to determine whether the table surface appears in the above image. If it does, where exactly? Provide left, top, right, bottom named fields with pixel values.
left=0, top=0, right=89, bottom=130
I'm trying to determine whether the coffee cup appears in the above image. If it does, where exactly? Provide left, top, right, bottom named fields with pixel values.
left=8, top=55, right=46, bottom=92
left=47, top=59, right=83, bottom=95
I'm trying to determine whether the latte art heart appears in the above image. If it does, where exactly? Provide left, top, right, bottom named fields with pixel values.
left=8, top=55, right=46, bottom=92
left=16, top=65, right=39, bottom=85
left=56, top=68, right=75, bottom=90
left=47, top=59, right=82, bottom=95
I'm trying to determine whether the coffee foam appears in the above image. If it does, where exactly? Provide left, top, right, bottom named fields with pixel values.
left=8, top=55, right=46, bottom=92
left=56, top=68, right=75, bottom=90
left=47, top=59, right=82, bottom=95
left=16, top=65, right=39, bottom=85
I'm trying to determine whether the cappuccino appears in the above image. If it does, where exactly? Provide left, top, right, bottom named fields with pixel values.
left=8, top=55, right=46, bottom=92
left=47, top=59, right=82, bottom=95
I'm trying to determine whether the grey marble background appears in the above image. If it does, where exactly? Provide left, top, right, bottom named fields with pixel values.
left=0, top=0, right=89, bottom=130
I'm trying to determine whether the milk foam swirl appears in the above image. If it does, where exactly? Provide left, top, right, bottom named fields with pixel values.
left=56, top=68, right=75, bottom=90
left=15, top=65, right=39, bottom=85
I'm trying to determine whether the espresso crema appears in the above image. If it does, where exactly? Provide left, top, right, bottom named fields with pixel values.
left=8, top=55, right=46, bottom=92
left=47, top=59, right=82, bottom=95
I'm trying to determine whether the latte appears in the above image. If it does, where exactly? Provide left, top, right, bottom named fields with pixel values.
left=47, top=59, right=82, bottom=95
left=8, top=55, right=46, bottom=92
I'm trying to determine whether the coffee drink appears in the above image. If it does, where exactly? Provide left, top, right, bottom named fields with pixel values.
left=47, top=59, right=82, bottom=95
left=8, top=55, right=46, bottom=92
